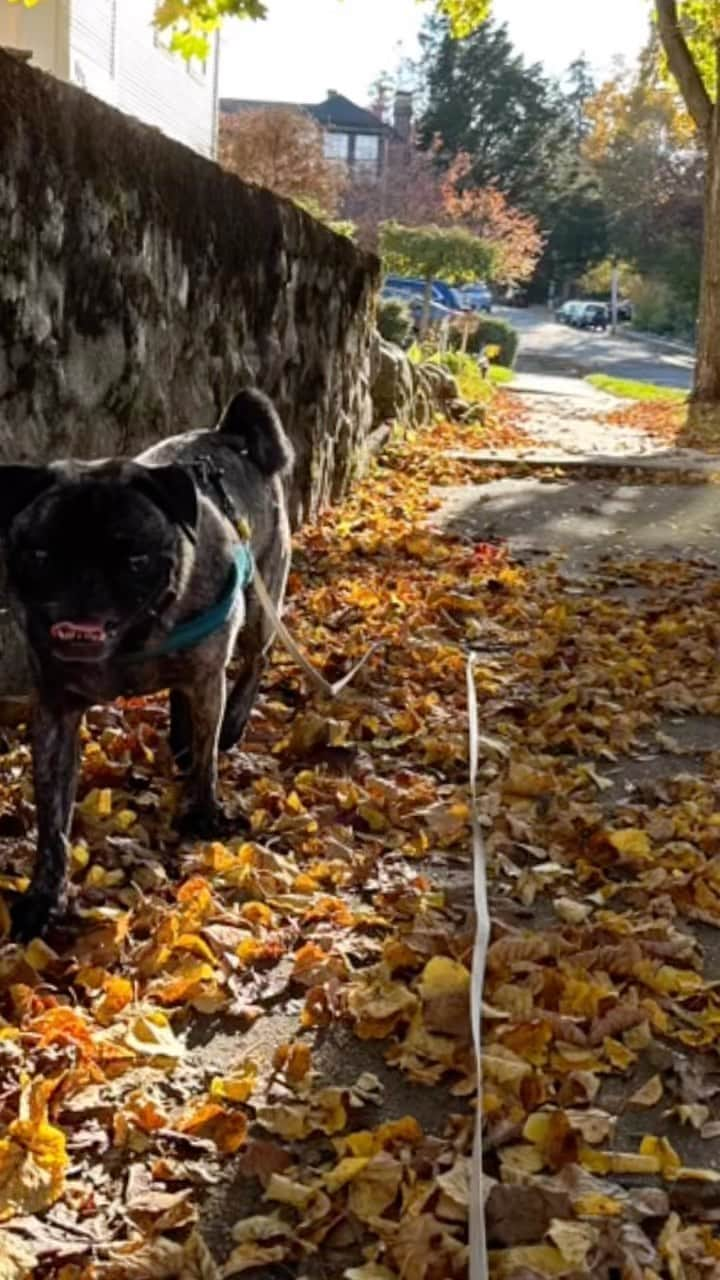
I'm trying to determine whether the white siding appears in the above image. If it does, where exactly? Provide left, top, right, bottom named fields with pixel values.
left=68, top=0, right=117, bottom=104
left=0, top=0, right=70, bottom=80
left=1, top=0, right=218, bottom=158
left=73, top=0, right=218, bottom=157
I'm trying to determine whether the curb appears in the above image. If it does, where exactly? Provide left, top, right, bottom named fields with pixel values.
left=620, top=329, right=695, bottom=357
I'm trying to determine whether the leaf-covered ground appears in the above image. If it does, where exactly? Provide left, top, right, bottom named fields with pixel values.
left=1, top=392, right=720, bottom=1278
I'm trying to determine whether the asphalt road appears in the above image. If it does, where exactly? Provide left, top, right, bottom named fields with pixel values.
left=501, top=306, right=695, bottom=390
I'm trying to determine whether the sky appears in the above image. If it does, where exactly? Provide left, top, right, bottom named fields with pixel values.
left=218, top=0, right=652, bottom=105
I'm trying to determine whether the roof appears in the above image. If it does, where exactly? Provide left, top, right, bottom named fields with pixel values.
left=220, top=92, right=391, bottom=135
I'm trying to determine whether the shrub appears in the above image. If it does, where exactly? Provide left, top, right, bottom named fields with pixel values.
left=377, top=298, right=414, bottom=347
left=631, top=278, right=696, bottom=341
left=423, top=349, right=496, bottom=403
left=450, top=316, right=519, bottom=367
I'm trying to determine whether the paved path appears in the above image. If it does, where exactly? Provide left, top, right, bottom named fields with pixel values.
left=501, top=306, right=695, bottom=390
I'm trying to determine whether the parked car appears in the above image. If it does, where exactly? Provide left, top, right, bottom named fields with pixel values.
left=457, top=282, right=493, bottom=313
left=503, top=286, right=528, bottom=308
left=380, top=287, right=456, bottom=333
left=575, top=301, right=609, bottom=331
left=383, top=275, right=463, bottom=313
left=616, top=299, right=633, bottom=322
left=403, top=295, right=457, bottom=331
left=556, top=300, right=583, bottom=325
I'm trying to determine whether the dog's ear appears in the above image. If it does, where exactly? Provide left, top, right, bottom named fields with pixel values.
left=0, top=466, right=56, bottom=536
left=132, top=464, right=199, bottom=542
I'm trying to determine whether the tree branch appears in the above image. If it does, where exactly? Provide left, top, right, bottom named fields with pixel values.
left=655, top=0, right=713, bottom=134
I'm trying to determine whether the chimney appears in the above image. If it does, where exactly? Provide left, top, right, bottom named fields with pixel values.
left=326, top=88, right=338, bottom=99
left=393, top=90, right=413, bottom=141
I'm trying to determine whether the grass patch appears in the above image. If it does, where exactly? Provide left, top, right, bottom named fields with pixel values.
left=489, top=365, right=514, bottom=386
left=587, top=374, right=687, bottom=403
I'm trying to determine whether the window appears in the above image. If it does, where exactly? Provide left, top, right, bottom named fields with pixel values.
left=354, top=134, right=379, bottom=163
left=323, top=131, right=350, bottom=163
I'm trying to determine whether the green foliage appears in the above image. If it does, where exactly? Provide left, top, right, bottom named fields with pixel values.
left=449, top=315, right=519, bottom=366
left=660, top=0, right=720, bottom=97
left=579, top=258, right=642, bottom=298
left=153, top=0, right=267, bottom=58
left=488, top=363, right=515, bottom=385
left=377, top=299, right=414, bottom=347
left=631, top=277, right=697, bottom=339
left=587, top=374, right=687, bottom=402
left=380, top=222, right=496, bottom=284
left=410, top=348, right=513, bottom=401
left=434, top=0, right=491, bottom=36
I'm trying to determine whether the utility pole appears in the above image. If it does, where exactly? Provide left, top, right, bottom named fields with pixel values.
left=610, top=260, right=620, bottom=335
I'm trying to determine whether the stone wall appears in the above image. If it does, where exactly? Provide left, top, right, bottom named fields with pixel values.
left=0, top=51, right=380, bottom=694
left=0, top=51, right=379, bottom=529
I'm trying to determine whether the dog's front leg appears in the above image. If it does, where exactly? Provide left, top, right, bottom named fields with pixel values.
left=12, top=700, right=83, bottom=941
left=178, top=671, right=232, bottom=838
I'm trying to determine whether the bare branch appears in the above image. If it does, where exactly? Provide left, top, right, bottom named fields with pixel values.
left=655, top=0, right=713, bottom=134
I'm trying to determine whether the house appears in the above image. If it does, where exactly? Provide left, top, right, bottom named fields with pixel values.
left=220, top=89, right=413, bottom=181
left=0, top=0, right=219, bottom=158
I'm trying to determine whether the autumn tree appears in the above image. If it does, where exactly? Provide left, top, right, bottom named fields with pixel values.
left=653, top=0, right=720, bottom=429
left=414, top=16, right=607, bottom=297
left=380, top=222, right=495, bottom=333
left=439, top=154, right=544, bottom=284
left=583, top=45, right=703, bottom=335
left=219, top=108, right=346, bottom=219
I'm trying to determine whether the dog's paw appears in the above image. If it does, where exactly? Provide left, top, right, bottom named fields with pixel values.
left=10, top=889, right=66, bottom=943
left=176, top=803, right=249, bottom=842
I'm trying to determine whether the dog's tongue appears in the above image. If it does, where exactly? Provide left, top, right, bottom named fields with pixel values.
left=51, top=621, right=107, bottom=644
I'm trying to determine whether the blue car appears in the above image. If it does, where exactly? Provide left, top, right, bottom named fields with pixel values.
left=381, top=287, right=456, bottom=330
left=384, top=275, right=462, bottom=312
left=457, top=282, right=493, bottom=313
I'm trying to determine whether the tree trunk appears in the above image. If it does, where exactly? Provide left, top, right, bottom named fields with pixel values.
left=420, top=278, right=433, bottom=339
left=689, top=111, right=720, bottom=439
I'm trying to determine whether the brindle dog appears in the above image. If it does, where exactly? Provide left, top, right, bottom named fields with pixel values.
left=0, top=389, right=293, bottom=940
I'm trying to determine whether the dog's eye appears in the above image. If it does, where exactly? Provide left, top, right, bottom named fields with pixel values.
left=28, top=549, right=49, bottom=565
left=128, top=555, right=150, bottom=573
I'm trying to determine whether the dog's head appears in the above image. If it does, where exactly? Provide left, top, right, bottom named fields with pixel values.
left=0, top=460, right=197, bottom=663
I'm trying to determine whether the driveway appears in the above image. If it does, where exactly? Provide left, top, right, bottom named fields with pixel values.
left=501, top=306, right=694, bottom=390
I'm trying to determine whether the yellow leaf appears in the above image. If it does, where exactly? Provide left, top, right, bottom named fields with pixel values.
left=607, top=828, right=651, bottom=860
left=124, top=1012, right=184, bottom=1060
left=94, top=975, right=133, bottom=1024
left=325, top=1156, right=370, bottom=1193
left=547, top=1220, right=598, bottom=1268
left=97, top=789, right=113, bottom=817
left=210, top=1063, right=257, bottom=1104
left=629, top=1075, right=664, bottom=1108
left=603, top=1038, right=637, bottom=1071
left=574, top=1193, right=623, bottom=1218
left=70, top=843, right=90, bottom=873
left=0, top=1082, right=67, bottom=1223
left=24, top=939, right=58, bottom=972
left=489, top=1244, right=568, bottom=1277
left=348, top=1152, right=403, bottom=1221
left=640, top=1135, right=682, bottom=1181
left=633, top=960, right=704, bottom=997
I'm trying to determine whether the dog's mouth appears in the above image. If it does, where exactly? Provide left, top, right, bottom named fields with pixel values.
left=50, top=620, right=117, bottom=661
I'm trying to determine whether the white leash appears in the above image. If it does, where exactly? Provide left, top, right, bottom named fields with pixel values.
left=252, top=568, right=379, bottom=699
left=467, top=654, right=490, bottom=1280
left=255, top=575, right=489, bottom=1271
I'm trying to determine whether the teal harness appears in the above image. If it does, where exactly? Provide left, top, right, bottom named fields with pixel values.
left=124, top=542, right=254, bottom=664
